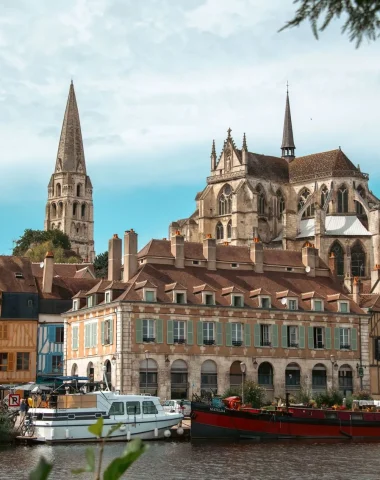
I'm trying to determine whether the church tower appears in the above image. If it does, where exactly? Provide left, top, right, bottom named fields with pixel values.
left=44, top=81, right=95, bottom=262
left=281, top=86, right=296, bottom=161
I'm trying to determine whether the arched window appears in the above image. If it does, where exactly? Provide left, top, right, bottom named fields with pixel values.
left=87, top=361, right=94, bottom=381
left=140, top=358, right=158, bottom=395
left=338, top=364, right=353, bottom=396
left=77, top=184, right=82, bottom=197
left=201, top=360, right=218, bottom=397
left=355, top=200, right=364, bottom=215
left=229, top=361, right=245, bottom=388
left=218, top=184, right=232, bottom=215
left=285, top=362, right=301, bottom=387
left=351, top=242, right=366, bottom=277
left=81, top=204, right=86, bottom=218
left=298, top=188, right=314, bottom=218
left=51, top=203, right=57, bottom=218
left=330, top=241, right=344, bottom=276
left=258, top=362, right=273, bottom=386
left=256, top=186, right=266, bottom=215
left=71, top=363, right=78, bottom=376
left=58, top=202, right=63, bottom=217
left=337, top=185, right=348, bottom=213
left=276, top=190, right=285, bottom=218
left=227, top=220, right=232, bottom=239
left=56, top=183, right=61, bottom=197
left=312, top=364, right=327, bottom=391
left=216, top=222, right=224, bottom=240
left=320, top=185, right=329, bottom=212
left=171, top=360, right=188, bottom=399
left=73, top=202, right=77, bottom=217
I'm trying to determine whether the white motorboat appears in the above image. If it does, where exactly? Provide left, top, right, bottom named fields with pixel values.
left=27, top=390, right=183, bottom=443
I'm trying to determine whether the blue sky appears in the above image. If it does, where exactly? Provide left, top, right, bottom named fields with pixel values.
left=1, top=0, right=380, bottom=256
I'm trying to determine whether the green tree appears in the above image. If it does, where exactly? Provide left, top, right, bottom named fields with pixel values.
left=94, top=251, right=108, bottom=278
left=13, top=229, right=71, bottom=256
left=281, top=0, right=380, bottom=47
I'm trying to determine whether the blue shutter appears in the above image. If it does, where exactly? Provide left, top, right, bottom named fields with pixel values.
left=225, top=323, right=232, bottom=347
left=244, top=324, right=251, bottom=347
left=334, top=327, right=340, bottom=350
left=135, top=319, right=143, bottom=343
left=187, top=321, right=193, bottom=345
left=281, top=325, right=288, bottom=348
left=254, top=324, right=261, bottom=347
left=308, top=327, right=314, bottom=349
left=271, top=325, right=278, bottom=348
left=325, top=327, right=331, bottom=350
left=298, top=326, right=305, bottom=349
left=216, top=323, right=223, bottom=346
left=197, top=322, right=203, bottom=345
left=167, top=320, right=174, bottom=344
left=48, top=326, right=56, bottom=343
left=351, top=328, right=358, bottom=350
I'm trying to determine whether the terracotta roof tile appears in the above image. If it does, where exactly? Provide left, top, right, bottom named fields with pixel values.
left=32, top=263, right=95, bottom=278
left=0, top=256, right=37, bottom=293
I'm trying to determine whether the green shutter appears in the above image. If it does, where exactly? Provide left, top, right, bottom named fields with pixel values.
left=135, top=318, right=143, bottom=343
left=271, top=324, right=278, bottom=348
left=334, top=327, right=340, bottom=350
left=225, top=323, right=232, bottom=347
left=167, top=320, right=174, bottom=344
left=308, top=326, right=314, bottom=349
left=351, top=328, right=358, bottom=351
left=101, top=321, right=105, bottom=345
left=325, top=327, right=331, bottom=350
left=216, top=322, right=223, bottom=346
left=92, top=323, right=97, bottom=347
left=109, top=319, right=113, bottom=345
left=187, top=320, right=193, bottom=345
left=281, top=325, right=288, bottom=348
left=254, top=324, right=261, bottom=347
left=244, top=324, right=251, bottom=347
left=197, top=322, right=203, bottom=345
left=298, top=326, right=305, bottom=349
left=84, top=325, right=89, bottom=348
left=156, top=319, right=163, bottom=343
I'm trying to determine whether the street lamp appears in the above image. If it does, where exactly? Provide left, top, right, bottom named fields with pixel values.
left=145, top=351, right=149, bottom=393
left=240, top=362, right=246, bottom=405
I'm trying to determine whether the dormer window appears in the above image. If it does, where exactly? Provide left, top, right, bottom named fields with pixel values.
left=174, top=292, right=186, bottom=304
left=260, top=296, right=271, bottom=309
left=232, top=295, right=244, bottom=307
left=144, top=290, right=156, bottom=303
left=87, top=295, right=94, bottom=308
left=73, top=299, right=79, bottom=311
left=203, top=292, right=215, bottom=306
left=339, top=301, right=350, bottom=313
left=105, top=291, right=111, bottom=303
left=287, top=298, right=298, bottom=310
left=312, top=299, right=324, bottom=312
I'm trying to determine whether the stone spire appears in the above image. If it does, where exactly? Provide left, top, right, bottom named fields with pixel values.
left=281, top=84, right=295, bottom=162
left=55, top=81, right=86, bottom=174
left=210, top=139, right=217, bottom=170
left=242, top=133, right=248, bottom=152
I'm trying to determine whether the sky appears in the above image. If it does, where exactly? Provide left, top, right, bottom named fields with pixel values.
left=1, top=0, right=380, bottom=256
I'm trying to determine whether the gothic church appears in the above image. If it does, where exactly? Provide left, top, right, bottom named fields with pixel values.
left=170, top=91, right=380, bottom=293
left=44, top=82, right=95, bottom=262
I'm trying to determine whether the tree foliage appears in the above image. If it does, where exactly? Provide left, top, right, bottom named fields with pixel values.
left=94, top=251, right=108, bottom=278
left=24, top=241, right=80, bottom=263
left=13, top=229, right=71, bottom=256
left=281, top=0, right=380, bottom=47
left=223, top=380, right=267, bottom=408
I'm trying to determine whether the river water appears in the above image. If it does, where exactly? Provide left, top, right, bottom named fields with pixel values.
left=1, top=440, right=380, bottom=480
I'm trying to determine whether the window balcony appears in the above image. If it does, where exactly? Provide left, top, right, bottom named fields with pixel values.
left=203, top=339, right=216, bottom=346
left=143, top=337, right=156, bottom=343
left=174, top=338, right=186, bottom=344
left=340, top=344, right=351, bottom=350
left=261, top=341, right=271, bottom=347
left=232, top=340, right=243, bottom=347
left=288, top=342, right=299, bottom=348
left=314, top=343, right=324, bottom=349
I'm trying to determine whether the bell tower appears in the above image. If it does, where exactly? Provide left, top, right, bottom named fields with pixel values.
left=44, top=81, right=95, bottom=262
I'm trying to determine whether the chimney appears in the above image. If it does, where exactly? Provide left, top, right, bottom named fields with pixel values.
left=123, top=230, right=138, bottom=282
left=171, top=230, right=185, bottom=268
left=302, top=242, right=316, bottom=277
left=203, top=234, right=216, bottom=270
left=42, top=251, right=54, bottom=294
left=108, top=234, right=122, bottom=281
left=250, top=237, right=263, bottom=273
left=353, top=277, right=360, bottom=305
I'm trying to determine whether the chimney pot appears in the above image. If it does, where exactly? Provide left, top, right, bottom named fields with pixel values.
left=42, top=251, right=54, bottom=293
left=171, top=232, right=185, bottom=268
left=123, top=230, right=138, bottom=281
left=203, top=237, right=216, bottom=270
left=108, top=234, right=122, bottom=281
left=250, top=241, right=263, bottom=273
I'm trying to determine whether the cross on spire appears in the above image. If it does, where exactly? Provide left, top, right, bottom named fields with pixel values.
left=227, top=127, right=232, bottom=138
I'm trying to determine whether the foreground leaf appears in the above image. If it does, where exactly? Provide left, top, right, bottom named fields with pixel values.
left=88, top=417, right=103, bottom=438
left=105, top=422, right=122, bottom=438
left=72, top=447, right=95, bottom=474
left=103, top=439, right=147, bottom=480
left=29, top=457, right=53, bottom=480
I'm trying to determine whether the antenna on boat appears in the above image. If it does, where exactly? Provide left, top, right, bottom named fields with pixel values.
left=102, top=366, right=110, bottom=391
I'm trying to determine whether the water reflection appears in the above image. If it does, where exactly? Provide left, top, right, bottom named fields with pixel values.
left=1, top=440, right=380, bottom=480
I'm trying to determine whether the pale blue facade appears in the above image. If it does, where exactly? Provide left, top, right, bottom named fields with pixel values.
left=37, top=323, right=64, bottom=381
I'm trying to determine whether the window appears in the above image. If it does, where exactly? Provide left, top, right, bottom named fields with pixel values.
left=72, top=326, right=79, bottom=350
left=298, top=188, right=314, bottom=218
left=109, top=402, right=125, bottom=416
left=260, top=325, right=271, bottom=347
left=0, top=353, right=7, bottom=371
left=0, top=325, right=8, bottom=340
left=260, top=297, right=271, bottom=309
left=227, top=220, right=232, bottom=239
left=257, top=190, right=266, bottom=215
left=337, top=186, right=348, bottom=213
left=218, top=184, right=232, bottom=215
left=73, top=203, right=77, bottom=216
left=56, top=183, right=61, bottom=196
left=142, top=400, right=158, bottom=414
left=314, top=327, right=324, bottom=349
left=351, top=243, right=365, bottom=277
left=175, top=292, right=186, bottom=304
left=85, top=323, right=97, bottom=348
left=76, top=184, right=82, bottom=197
left=143, top=319, right=155, bottom=342
left=312, top=299, right=324, bottom=312
left=330, top=242, right=344, bottom=277
left=340, top=328, right=351, bottom=349
left=16, top=352, right=29, bottom=371
left=55, top=326, right=64, bottom=343
left=339, top=301, right=350, bottom=313
left=231, top=263, right=239, bottom=268
left=287, top=299, right=298, bottom=310
left=87, top=296, right=94, bottom=308
left=126, top=401, right=141, bottom=415
left=203, top=293, right=215, bottom=305
left=203, top=322, right=215, bottom=345
left=27, top=299, right=33, bottom=308
left=375, top=337, right=380, bottom=361
left=232, top=323, right=243, bottom=346
left=52, top=355, right=62, bottom=373
left=355, top=200, right=364, bottom=215
left=72, top=300, right=79, bottom=311
left=103, top=320, right=112, bottom=345
left=320, top=185, right=329, bottom=212
left=232, top=295, right=244, bottom=307
left=105, top=291, right=111, bottom=303
left=276, top=190, right=285, bottom=218
left=145, top=290, right=156, bottom=302
left=174, top=321, right=186, bottom=343
left=216, top=222, right=224, bottom=240
left=288, top=326, right=298, bottom=347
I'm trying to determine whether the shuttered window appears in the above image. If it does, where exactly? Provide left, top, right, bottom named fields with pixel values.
left=16, top=352, right=30, bottom=371
left=84, top=323, right=97, bottom=348
left=0, top=325, right=8, bottom=340
left=72, top=326, right=79, bottom=350
left=0, top=353, right=8, bottom=371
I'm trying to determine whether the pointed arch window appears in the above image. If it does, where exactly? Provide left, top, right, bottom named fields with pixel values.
left=56, top=183, right=61, bottom=197
left=276, top=190, right=285, bottom=218
left=227, top=220, right=232, bottom=240
left=298, top=188, right=314, bottom=218
left=355, top=200, right=364, bottom=215
left=320, top=185, right=329, bottom=213
left=216, top=222, right=224, bottom=240
left=330, top=242, right=344, bottom=277
left=256, top=186, right=266, bottom=215
left=337, top=186, right=348, bottom=213
left=218, top=184, right=232, bottom=215
left=351, top=242, right=366, bottom=277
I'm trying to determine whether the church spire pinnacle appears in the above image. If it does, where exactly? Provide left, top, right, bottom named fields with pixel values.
left=55, top=81, right=86, bottom=174
left=242, top=132, right=248, bottom=152
left=281, top=83, right=295, bottom=162
left=210, top=139, right=217, bottom=170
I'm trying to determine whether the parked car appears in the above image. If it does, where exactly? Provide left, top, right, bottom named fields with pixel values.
left=162, top=399, right=191, bottom=417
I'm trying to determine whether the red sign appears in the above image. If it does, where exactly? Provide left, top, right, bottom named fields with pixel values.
left=8, top=393, right=20, bottom=407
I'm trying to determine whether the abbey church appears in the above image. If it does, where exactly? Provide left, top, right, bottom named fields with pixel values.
left=170, top=91, right=380, bottom=292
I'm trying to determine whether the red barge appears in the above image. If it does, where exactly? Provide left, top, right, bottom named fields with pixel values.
left=191, top=396, right=380, bottom=441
